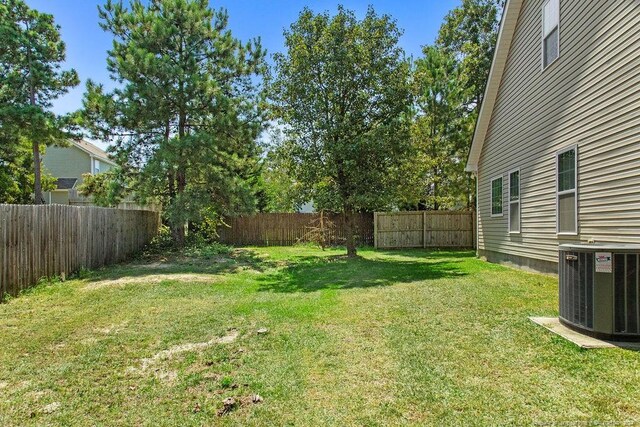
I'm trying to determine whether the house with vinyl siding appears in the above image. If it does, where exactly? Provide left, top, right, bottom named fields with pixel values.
left=42, top=139, right=115, bottom=205
left=466, top=0, right=640, bottom=274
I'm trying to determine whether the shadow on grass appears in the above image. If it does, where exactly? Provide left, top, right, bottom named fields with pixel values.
left=256, top=253, right=468, bottom=293
left=77, top=245, right=472, bottom=293
left=372, top=249, right=476, bottom=259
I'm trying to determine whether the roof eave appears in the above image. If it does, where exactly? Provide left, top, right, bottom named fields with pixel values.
left=71, top=140, right=117, bottom=167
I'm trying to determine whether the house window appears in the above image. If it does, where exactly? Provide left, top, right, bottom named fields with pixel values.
left=557, top=147, right=577, bottom=234
left=509, top=169, right=520, bottom=233
left=542, top=0, right=560, bottom=68
left=491, top=176, right=503, bottom=217
left=93, top=159, right=100, bottom=174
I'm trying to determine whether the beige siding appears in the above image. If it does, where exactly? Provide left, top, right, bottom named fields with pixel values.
left=43, top=145, right=91, bottom=185
left=43, top=145, right=114, bottom=187
left=49, top=191, right=70, bottom=205
left=477, top=0, right=640, bottom=266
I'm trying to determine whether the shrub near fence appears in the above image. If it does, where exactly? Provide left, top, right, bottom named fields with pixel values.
left=217, top=212, right=374, bottom=247
left=0, top=204, right=160, bottom=298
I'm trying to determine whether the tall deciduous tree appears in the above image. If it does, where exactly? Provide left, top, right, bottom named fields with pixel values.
left=269, top=6, right=412, bottom=257
left=84, top=0, right=266, bottom=244
left=0, top=0, right=79, bottom=204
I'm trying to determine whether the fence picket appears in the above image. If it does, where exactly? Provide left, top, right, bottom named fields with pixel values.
left=217, top=212, right=374, bottom=247
left=0, top=204, right=160, bottom=298
left=375, top=211, right=475, bottom=249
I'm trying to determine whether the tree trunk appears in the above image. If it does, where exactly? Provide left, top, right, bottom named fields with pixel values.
left=433, top=181, right=439, bottom=211
left=167, top=169, right=185, bottom=245
left=164, top=120, right=185, bottom=246
left=172, top=224, right=185, bottom=246
left=171, top=109, right=188, bottom=247
left=344, top=209, right=357, bottom=257
left=319, top=210, right=326, bottom=251
left=32, top=139, right=43, bottom=204
left=170, top=161, right=187, bottom=247
left=29, top=83, right=43, bottom=204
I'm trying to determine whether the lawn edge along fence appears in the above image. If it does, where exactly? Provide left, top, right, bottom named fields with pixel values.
left=374, top=211, right=475, bottom=249
left=0, top=204, right=160, bottom=298
left=217, top=212, right=374, bottom=247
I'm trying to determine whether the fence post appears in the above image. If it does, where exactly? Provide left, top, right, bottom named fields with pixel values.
left=423, top=211, right=427, bottom=249
left=373, top=212, right=378, bottom=249
left=472, top=210, right=477, bottom=250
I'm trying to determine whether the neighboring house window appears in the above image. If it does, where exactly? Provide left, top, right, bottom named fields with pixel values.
left=557, top=147, right=577, bottom=234
left=491, top=176, right=503, bottom=217
left=542, top=0, right=560, bottom=68
left=93, top=159, right=100, bottom=174
left=509, top=169, right=520, bottom=233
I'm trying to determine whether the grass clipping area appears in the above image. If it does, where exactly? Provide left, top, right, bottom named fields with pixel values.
left=1, top=246, right=640, bottom=426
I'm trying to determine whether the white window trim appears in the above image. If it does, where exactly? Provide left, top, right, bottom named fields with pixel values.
left=491, top=176, right=503, bottom=218
left=556, top=145, right=578, bottom=236
left=541, top=0, right=560, bottom=71
left=508, top=168, right=521, bottom=234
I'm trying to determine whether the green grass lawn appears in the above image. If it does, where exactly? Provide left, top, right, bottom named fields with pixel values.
left=1, top=246, right=639, bottom=426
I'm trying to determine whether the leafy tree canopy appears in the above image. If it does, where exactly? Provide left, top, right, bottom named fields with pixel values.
left=269, top=5, right=412, bottom=256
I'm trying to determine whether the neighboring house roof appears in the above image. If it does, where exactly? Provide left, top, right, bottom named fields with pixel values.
left=71, top=139, right=117, bottom=166
left=55, top=178, right=78, bottom=190
left=465, top=0, right=524, bottom=173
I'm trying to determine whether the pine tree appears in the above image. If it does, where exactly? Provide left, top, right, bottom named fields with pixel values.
left=0, top=0, right=79, bottom=204
left=83, top=0, right=266, bottom=245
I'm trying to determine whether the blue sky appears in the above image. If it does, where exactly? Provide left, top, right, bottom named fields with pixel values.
left=26, top=0, right=460, bottom=147
left=27, top=0, right=460, bottom=113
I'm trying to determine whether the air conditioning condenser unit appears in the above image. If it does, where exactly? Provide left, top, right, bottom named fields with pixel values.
left=559, top=243, right=640, bottom=341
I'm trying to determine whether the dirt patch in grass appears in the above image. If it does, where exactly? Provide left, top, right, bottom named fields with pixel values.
left=84, top=273, right=222, bottom=290
left=139, top=330, right=240, bottom=371
left=94, top=321, right=129, bottom=335
left=81, top=248, right=275, bottom=291
left=42, top=401, right=61, bottom=414
left=125, top=330, right=241, bottom=386
left=154, top=369, right=179, bottom=385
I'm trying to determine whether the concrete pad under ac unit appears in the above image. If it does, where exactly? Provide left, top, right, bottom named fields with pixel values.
left=529, top=317, right=640, bottom=350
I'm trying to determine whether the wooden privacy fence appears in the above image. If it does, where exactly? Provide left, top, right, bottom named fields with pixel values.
left=374, top=211, right=475, bottom=249
left=217, top=212, right=374, bottom=246
left=0, top=204, right=160, bottom=298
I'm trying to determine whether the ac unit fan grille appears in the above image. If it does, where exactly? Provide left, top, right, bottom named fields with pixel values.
left=559, top=251, right=594, bottom=329
left=614, top=254, right=640, bottom=334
